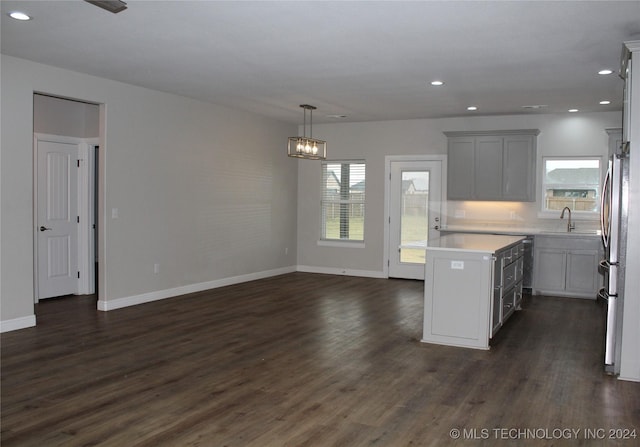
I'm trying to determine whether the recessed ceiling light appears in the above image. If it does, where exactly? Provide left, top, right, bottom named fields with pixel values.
left=326, top=114, right=348, bottom=119
left=8, top=11, right=31, bottom=21
left=598, top=69, right=614, bottom=75
left=467, top=106, right=478, bottom=111
left=430, top=80, right=444, bottom=86
left=568, top=109, right=579, bottom=113
left=599, top=100, right=611, bottom=105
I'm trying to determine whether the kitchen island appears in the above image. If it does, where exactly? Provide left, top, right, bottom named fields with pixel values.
left=422, top=234, right=526, bottom=350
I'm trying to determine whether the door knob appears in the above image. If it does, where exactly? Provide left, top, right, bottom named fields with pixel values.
left=39, top=226, right=52, bottom=231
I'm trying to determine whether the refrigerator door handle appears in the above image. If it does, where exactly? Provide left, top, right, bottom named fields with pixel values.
left=598, top=287, right=608, bottom=301
left=599, top=259, right=610, bottom=272
left=598, top=287, right=617, bottom=301
left=600, top=165, right=611, bottom=249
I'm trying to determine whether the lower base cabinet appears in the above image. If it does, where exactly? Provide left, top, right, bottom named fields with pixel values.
left=533, top=236, right=601, bottom=298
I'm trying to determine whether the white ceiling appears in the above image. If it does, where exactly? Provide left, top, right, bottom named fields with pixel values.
left=2, top=1, right=639, bottom=124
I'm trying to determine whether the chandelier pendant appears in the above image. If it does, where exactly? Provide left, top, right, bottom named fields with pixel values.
left=288, top=104, right=327, bottom=160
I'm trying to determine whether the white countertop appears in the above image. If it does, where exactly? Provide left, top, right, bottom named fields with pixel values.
left=427, top=234, right=526, bottom=254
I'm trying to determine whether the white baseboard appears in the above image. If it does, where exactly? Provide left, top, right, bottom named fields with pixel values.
left=0, top=314, right=37, bottom=333
left=295, top=265, right=386, bottom=279
left=97, top=266, right=296, bottom=311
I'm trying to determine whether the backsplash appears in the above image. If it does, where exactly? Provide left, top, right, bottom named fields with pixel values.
left=445, top=200, right=600, bottom=233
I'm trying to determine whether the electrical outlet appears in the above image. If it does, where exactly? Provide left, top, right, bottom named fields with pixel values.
left=455, top=209, right=466, bottom=218
left=154, top=263, right=160, bottom=274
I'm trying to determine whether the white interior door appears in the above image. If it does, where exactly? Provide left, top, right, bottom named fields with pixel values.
left=37, top=139, right=79, bottom=299
left=388, top=160, right=442, bottom=279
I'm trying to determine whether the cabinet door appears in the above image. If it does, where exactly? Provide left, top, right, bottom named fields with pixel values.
left=447, top=137, right=476, bottom=200
left=534, top=248, right=567, bottom=292
left=475, top=136, right=504, bottom=200
left=566, top=250, right=599, bottom=296
left=503, top=135, right=535, bottom=201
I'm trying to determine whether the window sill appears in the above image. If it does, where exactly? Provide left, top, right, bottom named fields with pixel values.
left=317, top=240, right=366, bottom=248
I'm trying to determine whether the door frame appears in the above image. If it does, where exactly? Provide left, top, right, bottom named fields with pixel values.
left=383, top=155, right=447, bottom=278
left=33, top=133, right=98, bottom=302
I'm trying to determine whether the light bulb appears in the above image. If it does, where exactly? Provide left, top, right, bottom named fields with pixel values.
left=8, top=11, right=31, bottom=21
left=305, top=141, right=312, bottom=153
left=296, top=139, right=303, bottom=153
left=312, top=143, right=318, bottom=155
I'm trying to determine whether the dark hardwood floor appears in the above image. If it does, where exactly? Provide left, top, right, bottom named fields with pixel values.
left=2, top=273, right=639, bottom=446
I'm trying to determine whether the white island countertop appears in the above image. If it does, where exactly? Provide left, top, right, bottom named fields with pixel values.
left=427, top=233, right=526, bottom=254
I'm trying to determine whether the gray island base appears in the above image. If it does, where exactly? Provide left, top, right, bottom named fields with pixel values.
left=422, top=234, right=526, bottom=350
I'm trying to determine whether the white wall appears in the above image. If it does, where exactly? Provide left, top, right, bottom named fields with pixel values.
left=619, top=43, right=640, bottom=382
left=296, top=112, right=621, bottom=274
left=1, top=55, right=298, bottom=329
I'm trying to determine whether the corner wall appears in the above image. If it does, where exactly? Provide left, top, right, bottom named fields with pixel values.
left=1, top=55, right=298, bottom=331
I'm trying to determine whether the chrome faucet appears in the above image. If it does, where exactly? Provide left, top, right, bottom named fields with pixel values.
left=560, top=206, right=575, bottom=232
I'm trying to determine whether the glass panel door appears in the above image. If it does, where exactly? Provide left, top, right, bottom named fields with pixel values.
left=389, top=160, right=442, bottom=279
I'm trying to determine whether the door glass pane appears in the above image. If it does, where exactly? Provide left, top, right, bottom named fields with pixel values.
left=400, top=171, right=429, bottom=264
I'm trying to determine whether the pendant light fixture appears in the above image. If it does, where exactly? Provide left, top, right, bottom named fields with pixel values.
left=84, top=0, right=128, bottom=14
left=288, top=104, right=327, bottom=160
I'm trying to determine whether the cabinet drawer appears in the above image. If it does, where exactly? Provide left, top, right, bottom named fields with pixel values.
left=535, top=236, right=600, bottom=250
left=503, top=261, right=517, bottom=291
left=501, top=246, right=516, bottom=265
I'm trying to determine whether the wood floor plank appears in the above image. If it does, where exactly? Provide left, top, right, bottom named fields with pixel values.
left=2, top=273, right=639, bottom=446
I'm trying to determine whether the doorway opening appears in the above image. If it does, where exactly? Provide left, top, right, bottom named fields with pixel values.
left=33, top=93, right=101, bottom=303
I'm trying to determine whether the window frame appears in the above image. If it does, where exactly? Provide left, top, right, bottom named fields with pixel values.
left=320, top=160, right=366, bottom=243
left=539, top=155, right=603, bottom=219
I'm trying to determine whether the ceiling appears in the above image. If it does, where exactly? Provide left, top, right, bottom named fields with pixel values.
left=2, top=1, right=639, bottom=124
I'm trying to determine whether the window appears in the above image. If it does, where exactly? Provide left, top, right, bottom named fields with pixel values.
left=542, top=157, right=602, bottom=214
left=321, top=161, right=365, bottom=241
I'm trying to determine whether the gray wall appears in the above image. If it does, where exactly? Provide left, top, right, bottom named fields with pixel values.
left=1, top=55, right=298, bottom=326
left=296, top=112, right=621, bottom=274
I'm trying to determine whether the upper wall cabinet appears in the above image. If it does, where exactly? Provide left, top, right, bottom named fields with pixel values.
left=445, top=129, right=539, bottom=202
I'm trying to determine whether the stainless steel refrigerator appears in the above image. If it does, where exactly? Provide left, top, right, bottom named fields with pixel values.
left=599, top=46, right=632, bottom=376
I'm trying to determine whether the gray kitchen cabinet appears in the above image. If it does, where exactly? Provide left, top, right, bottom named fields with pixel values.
left=447, top=137, right=475, bottom=199
left=533, top=235, right=601, bottom=298
left=445, top=129, right=539, bottom=202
